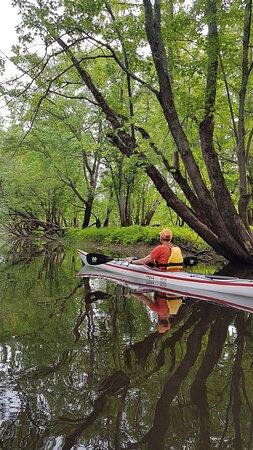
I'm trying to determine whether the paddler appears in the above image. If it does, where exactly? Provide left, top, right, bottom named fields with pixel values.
left=127, top=290, right=183, bottom=333
left=126, top=228, right=183, bottom=271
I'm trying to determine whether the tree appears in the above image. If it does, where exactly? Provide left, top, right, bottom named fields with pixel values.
left=5, top=0, right=253, bottom=261
left=0, top=126, right=72, bottom=235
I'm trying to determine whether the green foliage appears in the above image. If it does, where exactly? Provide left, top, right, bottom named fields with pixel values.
left=66, top=225, right=207, bottom=249
left=1, top=0, right=253, bottom=259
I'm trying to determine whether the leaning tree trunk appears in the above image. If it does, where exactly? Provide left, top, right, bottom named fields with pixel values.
left=143, top=0, right=253, bottom=259
left=57, top=33, right=253, bottom=262
left=7, top=0, right=253, bottom=261
left=54, top=3, right=253, bottom=262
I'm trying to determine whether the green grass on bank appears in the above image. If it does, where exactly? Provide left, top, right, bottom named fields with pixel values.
left=66, top=225, right=207, bottom=250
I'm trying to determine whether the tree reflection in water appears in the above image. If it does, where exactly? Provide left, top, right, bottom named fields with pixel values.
left=0, top=248, right=253, bottom=449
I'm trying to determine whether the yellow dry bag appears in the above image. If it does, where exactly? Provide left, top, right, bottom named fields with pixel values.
left=167, top=246, right=183, bottom=271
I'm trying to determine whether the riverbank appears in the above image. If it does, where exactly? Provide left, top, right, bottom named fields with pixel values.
left=66, top=225, right=206, bottom=248
left=66, top=225, right=225, bottom=265
left=0, top=225, right=225, bottom=267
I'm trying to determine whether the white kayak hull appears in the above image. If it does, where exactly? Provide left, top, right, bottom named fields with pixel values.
left=77, top=250, right=253, bottom=298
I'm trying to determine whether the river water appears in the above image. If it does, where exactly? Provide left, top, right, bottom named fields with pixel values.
left=0, top=244, right=253, bottom=449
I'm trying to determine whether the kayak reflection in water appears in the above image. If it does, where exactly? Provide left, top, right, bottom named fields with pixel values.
left=128, top=291, right=183, bottom=333
left=126, top=228, right=183, bottom=271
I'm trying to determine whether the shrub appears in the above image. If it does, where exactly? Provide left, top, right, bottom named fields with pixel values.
left=65, top=225, right=207, bottom=250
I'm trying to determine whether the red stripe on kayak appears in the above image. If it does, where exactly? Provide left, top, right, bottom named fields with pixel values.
left=105, top=262, right=253, bottom=288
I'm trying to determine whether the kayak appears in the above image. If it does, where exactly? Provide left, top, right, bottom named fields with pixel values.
left=77, top=250, right=253, bottom=298
left=77, top=265, right=253, bottom=314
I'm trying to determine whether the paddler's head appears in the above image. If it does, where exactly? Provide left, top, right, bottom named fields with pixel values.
left=159, top=228, right=172, bottom=243
left=157, top=318, right=171, bottom=334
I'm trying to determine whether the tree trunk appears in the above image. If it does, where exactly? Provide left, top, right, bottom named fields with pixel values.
left=55, top=19, right=253, bottom=262
left=142, top=199, right=160, bottom=226
left=237, top=0, right=252, bottom=227
left=103, top=186, right=114, bottom=227
left=82, top=196, right=94, bottom=228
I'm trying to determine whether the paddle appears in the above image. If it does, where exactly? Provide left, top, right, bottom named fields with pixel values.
left=86, top=253, right=198, bottom=267
left=86, top=253, right=125, bottom=265
left=182, top=256, right=198, bottom=267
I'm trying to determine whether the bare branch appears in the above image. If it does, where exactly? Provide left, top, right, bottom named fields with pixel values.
left=49, top=89, right=99, bottom=106
left=219, top=53, right=238, bottom=143
left=79, top=30, right=159, bottom=95
left=14, top=63, right=76, bottom=153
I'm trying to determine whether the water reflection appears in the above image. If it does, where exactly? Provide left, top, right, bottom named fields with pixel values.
left=125, top=291, right=183, bottom=334
left=0, top=248, right=253, bottom=449
left=78, top=265, right=253, bottom=314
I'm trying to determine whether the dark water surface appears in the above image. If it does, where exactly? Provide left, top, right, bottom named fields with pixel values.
left=0, top=246, right=253, bottom=449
